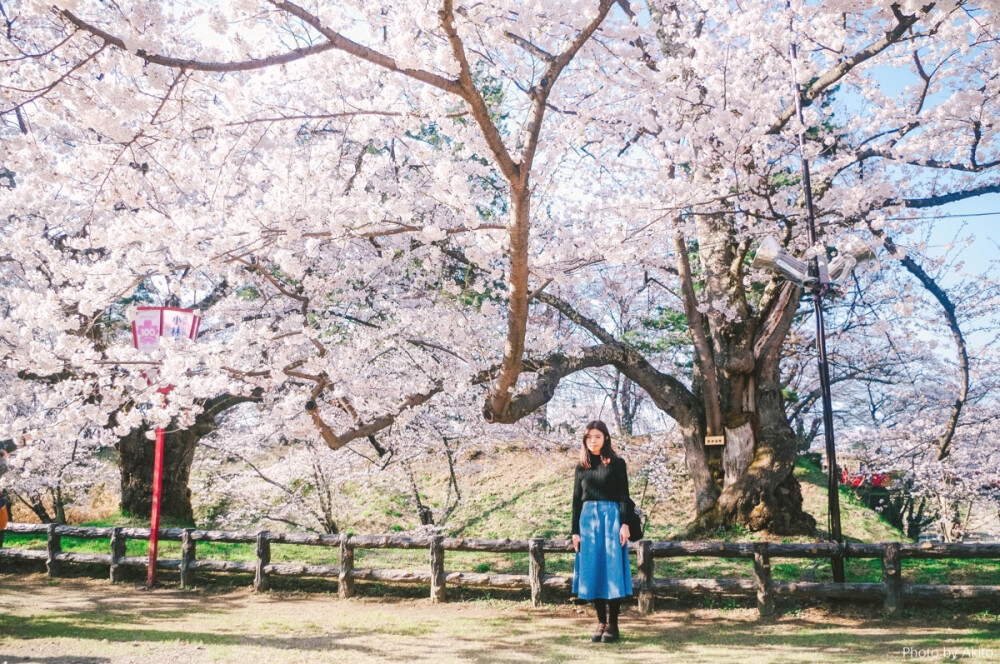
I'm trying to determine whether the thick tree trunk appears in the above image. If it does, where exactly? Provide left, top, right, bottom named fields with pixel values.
left=485, top=182, right=531, bottom=422
left=115, top=393, right=259, bottom=524
left=117, top=423, right=199, bottom=523
left=679, top=424, right=719, bottom=515
left=683, top=375, right=816, bottom=536
left=715, top=377, right=816, bottom=534
left=679, top=217, right=816, bottom=535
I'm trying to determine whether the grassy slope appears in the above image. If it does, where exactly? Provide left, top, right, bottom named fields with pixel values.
left=4, top=448, right=997, bottom=585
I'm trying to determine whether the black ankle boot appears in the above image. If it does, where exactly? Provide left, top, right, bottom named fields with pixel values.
left=602, top=598, right=621, bottom=642
left=591, top=622, right=606, bottom=642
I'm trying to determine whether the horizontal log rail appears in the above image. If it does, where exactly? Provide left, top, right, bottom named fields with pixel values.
left=1, top=523, right=998, bottom=618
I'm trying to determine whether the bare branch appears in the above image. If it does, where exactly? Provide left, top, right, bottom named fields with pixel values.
left=306, top=382, right=444, bottom=450
left=61, top=9, right=336, bottom=72
left=503, top=31, right=553, bottom=61
left=534, top=292, right=617, bottom=345
left=271, top=1, right=463, bottom=94
left=486, top=345, right=622, bottom=423
left=225, top=110, right=409, bottom=128
left=901, top=182, right=1000, bottom=208
left=674, top=233, right=723, bottom=435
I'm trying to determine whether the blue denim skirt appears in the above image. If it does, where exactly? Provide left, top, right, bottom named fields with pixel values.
left=573, top=500, right=633, bottom=600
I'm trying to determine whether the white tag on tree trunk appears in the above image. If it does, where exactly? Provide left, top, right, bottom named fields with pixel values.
left=705, top=436, right=726, bottom=446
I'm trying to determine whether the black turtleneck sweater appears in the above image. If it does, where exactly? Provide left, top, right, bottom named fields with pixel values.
left=571, top=455, right=630, bottom=536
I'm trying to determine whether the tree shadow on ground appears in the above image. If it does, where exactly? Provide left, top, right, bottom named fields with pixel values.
left=3, top=573, right=1000, bottom=663
left=1, top=612, right=383, bottom=656
left=458, top=609, right=1000, bottom=664
left=0, top=658, right=109, bottom=664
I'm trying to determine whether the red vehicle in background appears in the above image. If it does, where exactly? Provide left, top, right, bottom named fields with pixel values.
left=841, top=468, right=892, bottom=488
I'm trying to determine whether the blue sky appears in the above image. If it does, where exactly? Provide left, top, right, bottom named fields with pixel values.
left=924, top=194, right=1000, bottom=288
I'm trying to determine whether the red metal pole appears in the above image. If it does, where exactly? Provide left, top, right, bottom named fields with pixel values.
left=148, top=426, right=165, bottom=588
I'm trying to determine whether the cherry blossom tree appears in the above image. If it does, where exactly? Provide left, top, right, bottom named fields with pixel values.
left=0, top=419, right=114, bottom=524
left=799, top=237, right=1000, bottom=541
left=191, top=393, right=499, bottom=534
left=2, top=0, right=998, bottom=535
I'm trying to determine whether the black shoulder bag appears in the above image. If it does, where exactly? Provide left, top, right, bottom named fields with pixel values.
left=625, top=497, right=645, bottom=542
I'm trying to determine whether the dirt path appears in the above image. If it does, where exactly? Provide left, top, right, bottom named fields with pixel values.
left=2, top=573, right=999, bottom=663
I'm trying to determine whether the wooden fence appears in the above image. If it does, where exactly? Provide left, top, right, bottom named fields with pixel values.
left=2, top=523, right=999, bottom=619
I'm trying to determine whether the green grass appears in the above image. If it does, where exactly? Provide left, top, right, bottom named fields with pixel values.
left=4, top=456, right=996, bottom=589
left=7, top=530, right=999, bottom=588
left=794, top=458, right=907, bottom=543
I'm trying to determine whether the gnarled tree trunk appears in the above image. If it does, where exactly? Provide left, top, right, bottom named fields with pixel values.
left=117, top=423, right=200, bottom=523
left=676, top=216, right=816, bottom=536
left=115, top=393, right=259, bottom=524
left=678, top=363, right=816, bottom=536
left=712, top=371, right=816, bottom=534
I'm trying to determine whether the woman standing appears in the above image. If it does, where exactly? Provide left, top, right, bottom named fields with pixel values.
left=571, top=420, right=633, bottom=643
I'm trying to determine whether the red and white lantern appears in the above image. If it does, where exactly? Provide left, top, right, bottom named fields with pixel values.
left=131, top=306, right=201, bottom=353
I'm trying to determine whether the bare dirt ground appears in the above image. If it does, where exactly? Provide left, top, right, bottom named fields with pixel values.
left=2, top=572, right=999, bottom=664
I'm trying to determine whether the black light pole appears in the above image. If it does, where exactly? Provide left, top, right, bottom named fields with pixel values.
left=789, top=39, right=846, bottom=583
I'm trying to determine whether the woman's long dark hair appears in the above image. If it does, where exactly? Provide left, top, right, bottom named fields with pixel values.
left=579, top=420, right=617, bottom=468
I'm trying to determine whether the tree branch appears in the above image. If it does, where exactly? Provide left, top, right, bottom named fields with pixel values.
left=901, top=182, right=1000, bottom=208
left=487, top=345, right=622, bottom=423
left=535, top=292, right=700, bottom=425
left=868, top=228, right=969, bottom=461
left=306, top=382, right=445, bottom=450
left=518, top=0, right=616, bottom=177
left=503, top=31, right=553, bottom=62
left=61, top=9, right=336, bottom=73
left=754, top=281, right=802, bottom=368
left=674, top=233, right=723, bottom=435
left=534, top=292, right=617, bottom=345
left=437, top=0, right=518, bottom=180
left=272, top=1, right=463, bottom=93
left=767, top=5, right=929, bottom=136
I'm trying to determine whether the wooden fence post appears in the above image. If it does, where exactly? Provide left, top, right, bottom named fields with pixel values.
left=254, top=531, right=270, bottom=592
left=338, top=534, right=354, bottom=599
left=430, top=535, right=446, bottom=603
left=753, top=542, right=775, bottom=619
left=882, top=542, right=902, bottom=616
left=528, top=538, right=545, bottom=607
left=637, top=540, right=654, bottom=614
left=180, top=529, right=196, bottom=589
left=46, top=523, right=61, bottom=578
left=110, top=527, right=126, bottom=583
